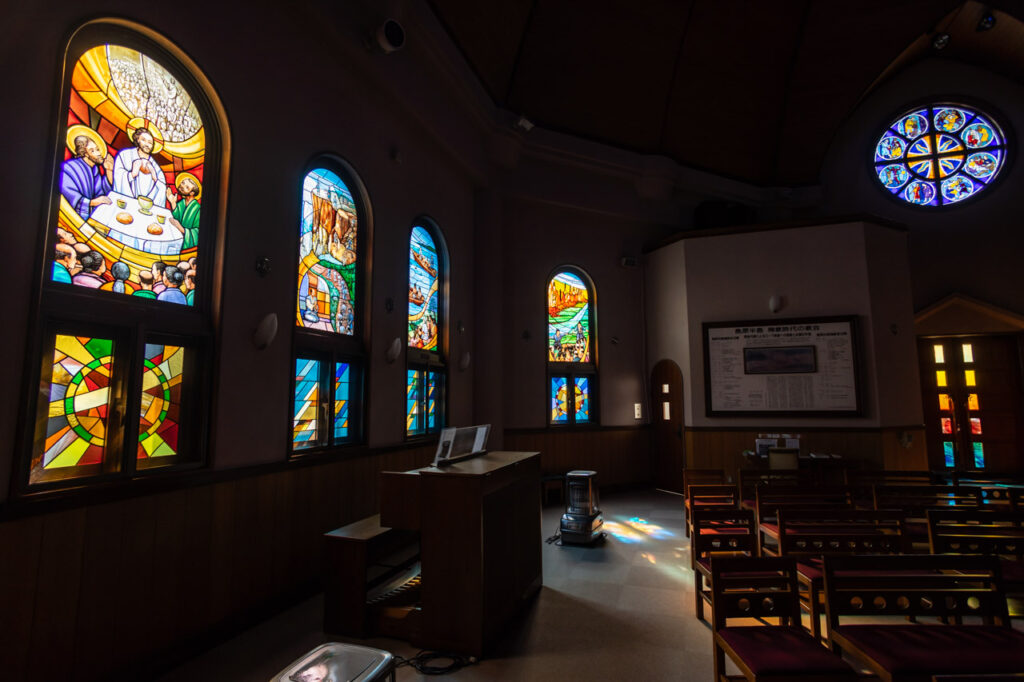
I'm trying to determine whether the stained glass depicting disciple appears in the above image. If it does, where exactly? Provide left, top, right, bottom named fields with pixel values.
left=873, top=104, right=1006, bottom=206
left=55, top=45, right=205, bottom=305
left=31, top=335, right=116, bottom=483
left=297, top=169, right=358, bottom=335
left=408, top=226, right=439, bottom=350
left=548, top=272, right=591, bottom=362
left=137, top=343, right=184, bottom=462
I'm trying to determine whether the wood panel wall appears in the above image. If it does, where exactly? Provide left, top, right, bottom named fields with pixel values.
left=504, top=426, right=652, bottom=488
left=0, top=445, right=435, bottom=682
left=684, top=426, right=927, bottom=480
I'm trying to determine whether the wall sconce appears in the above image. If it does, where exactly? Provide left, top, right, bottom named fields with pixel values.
left=459, top=351, right=471, bottom=371
left=252, top=312, right=278, bottom=350
left=385, top=337, right=402, bottom=363
left=255, top=257, right=271, bottom=277
left=768, top=294, right=785, bottom=314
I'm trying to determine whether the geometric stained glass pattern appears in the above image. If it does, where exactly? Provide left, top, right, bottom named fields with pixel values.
left=56, top=45, right=204, bottom=304
left=874, top=103, right=1007, bottom=206
left=32, top=335, right=116, bottom=481
left=409, top=226, right=439, bottom=351
left=297, top=168, right=357, bottom=335
left=574, top=377, right=590, bottom=423
left=551, top=376, right=569, bottom=423
left=548, top=271, right=591, bottom=362
left=293, top=358, right=321, bottom=449
left=137, top=343, right=184, bottom=461
left=407, top=369, right=423, bottom=436
left=427, top=370, right=439, bottom=431
left=333, top=362, right=350, bottom=441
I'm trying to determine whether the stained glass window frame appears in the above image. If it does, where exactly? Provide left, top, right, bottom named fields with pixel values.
left=20, top=22, right=222, bottom=493
left=405, top=219, right=447, bottom=440
left=291, top=156, right=369, bottom=456
left=546, top=266, right=597, bottom=427
left=872, top=100, right=1010, bottom=209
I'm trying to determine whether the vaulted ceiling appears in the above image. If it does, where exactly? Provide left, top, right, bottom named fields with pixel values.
left=427, top=0, right=1024, bottom=187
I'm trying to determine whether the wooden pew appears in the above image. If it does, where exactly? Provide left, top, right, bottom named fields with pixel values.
left=755, top=485, right=861, bottom=555
left=686, top=484, right=739, bottom=538
left=691, top=507, right=757, bottom=623
left=823, top=554, right=1024, bottom=680
left=844, top=469, right=942, bottom=487
left=872, top=484, right=982, bottom=551
left=683, top=469, right=727, bottom=536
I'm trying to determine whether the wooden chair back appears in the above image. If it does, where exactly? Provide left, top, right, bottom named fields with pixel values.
left=873, top=484, right=982, bottom=516
left=710, top=556, right=802, bottom=629
left=776, top=509, right=904, bottom=557
left=687, top=484, right=739, bottom=511
left=691, top=507, right=757, bottom=568
left=844, top=469, right=939, bottom=486
left=927, top=509, right=1024, bottom=561
left=755, top=485, right=858, bottom=525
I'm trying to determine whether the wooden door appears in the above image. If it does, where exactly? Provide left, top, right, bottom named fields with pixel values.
left=918, top=335, right=1024, bottom=473
left=651, top=359, right=685, bottom=493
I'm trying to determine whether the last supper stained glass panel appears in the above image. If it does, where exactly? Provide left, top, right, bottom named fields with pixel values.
left=873, top=104, right=1007, bottom=206
left=55, top=44, right=203, bottom=304
left=297, top=169, right=358, bottom=335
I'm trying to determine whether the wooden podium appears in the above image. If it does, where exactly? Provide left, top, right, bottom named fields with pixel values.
left=379, top=451, right=542, bottom=656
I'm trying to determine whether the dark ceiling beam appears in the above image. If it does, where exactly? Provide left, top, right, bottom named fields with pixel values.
left=504, top=0, right=540, bottom=109
left=769, top=0, right=811, bottom=184
left=657, top=0, right=697, bottom=149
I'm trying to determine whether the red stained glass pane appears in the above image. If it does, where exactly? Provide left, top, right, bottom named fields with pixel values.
left=940, top=417, right=953, bottom=434
left=970, top=418, right=982, bottom=435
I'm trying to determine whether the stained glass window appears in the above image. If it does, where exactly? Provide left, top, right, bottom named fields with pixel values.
left=31, top=335, right=117, bottom=483
left=943, top=441, right=955, bottom=468
left=973, top=442, right=985, bottom=468
left=409, top=226, right=439, bottom=351
left=427, top=371, right=439, bottom=431
left=55, top=44, right=204, bottom=305
left=874, top=104, right=1007, bottom=206
left=936, top=370, right=947, bottom=387
left=407, top=369, right=423, bottom=435
left=968, top=393, right=980, bottom=411
left=938, top=393, right=952, bottom=411
left=293, top=358, right=321, bottom=449
left=297, top=168, right=358, bottom=335
left=962, top=343, right=974, bottom=363
left=970, top=417, right=982, bottom=435
left=137, top=343, right=184, bottom=465
left=965, top=370, right=977, bottom=387
left=551, top=377, right=569, bottom=423
left=933, top=345, right=945, bottom=363
left=334, top=362, right=350, bottom=440
left=574, top=377, right=590, bottom=423
left=548, top=272, right=591, bottom=362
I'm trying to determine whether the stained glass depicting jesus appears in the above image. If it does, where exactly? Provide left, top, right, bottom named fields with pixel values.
left=54, top=44, right=205, bottom=305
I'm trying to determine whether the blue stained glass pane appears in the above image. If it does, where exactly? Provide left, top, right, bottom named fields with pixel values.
left=407, top=369, right=423, bottom=435
left=427, top=371, right=438, bottom=430
left=965, top=152, right=999, bottom=180
left=333, top=362, right=349, bottom=440
left=963, top=122, right=996, bottom=148
left=903, top=181, right=936, bottom=205
left=935, top=108, right=967, bottom=133
left=293, top=358, right=321, bottom=449
left=574, top=377, right=590, bottom=424
left=943, top=441, right=955, bottom=468
left=878, top=164, right=909, bottom=189
left=409, top=226, right=440, bottom=351
left=896, top=112, right=927, bottom=139
left=973, top=442, right=985, bottom=469
left=551, top=377, right=569, bottom=423
left=941, top=175, right=976, bottom=203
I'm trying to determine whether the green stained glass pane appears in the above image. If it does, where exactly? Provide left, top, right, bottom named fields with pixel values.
left=32, top=334, right=116, bottom=483
left=407, top=369, right=423, bottom=435
left=973, top=442, right=985, bottom=469
left=137, top=343, right=184, bottom=466
left=943, top=441, right=955, bottom=468
left=574, top=377, right=590, bottom=424
left=409, top=226, right=440, bottom=351
left=333, top=362, right=350, bottom=441
left=298, top=168, right=357, bottom=335
left=427, top=371, right=439, bottom=431
left=548, top=272, right=590, bottom=363
left=56, top=45, right=204, bottom=304
left=293, top=358, right=321, bottom=449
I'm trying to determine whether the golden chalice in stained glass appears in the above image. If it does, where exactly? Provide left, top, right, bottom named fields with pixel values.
left=137, top=195, right=153, bottom=215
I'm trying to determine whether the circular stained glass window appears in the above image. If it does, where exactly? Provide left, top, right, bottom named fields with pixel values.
left=874, top=103, right=1007, bottom=206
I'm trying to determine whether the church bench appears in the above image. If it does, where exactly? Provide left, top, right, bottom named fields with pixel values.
left=691, top=507, right=757, bottom=623
left=685, top=484, right=739, bottom=538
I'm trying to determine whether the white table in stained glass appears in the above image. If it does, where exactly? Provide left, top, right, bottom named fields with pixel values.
left=89, top=191, right=183, bottom=256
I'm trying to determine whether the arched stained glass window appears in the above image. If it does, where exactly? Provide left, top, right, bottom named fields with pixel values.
left=547, top=268, right=596, bottom=425
left=297, top=168, right=358, bottom=334
left=55, top=43, right=205, bottom=304
left=25, top=22, right=224, bottom=492
left=291, top=159, right=366, bottom=453
left=874, top=103, right=1007, bottom=206
left=407, top=221, right=446, bottom=437
left=548, top=271, right=591, bottom=363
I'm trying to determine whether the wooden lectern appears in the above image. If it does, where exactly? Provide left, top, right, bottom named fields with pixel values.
left=379, top=451, right=542, bottom=657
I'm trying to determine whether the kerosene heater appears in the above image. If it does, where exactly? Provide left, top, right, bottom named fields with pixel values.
left=559, top=470, right=604, bottom=545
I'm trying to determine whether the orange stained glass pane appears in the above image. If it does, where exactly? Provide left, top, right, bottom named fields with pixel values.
left=933, top=345, right=945, bottom=364
left=936, top=370, right=947, bottom=387
left=965, top=369, right=976, bottom=386
left=968, top=393, right=979, bottom=410
left=962, top=343, right=974, bottom=363
left=938, top=394, right=952, bottom=411
left=940, top=417, right=953, bottom=434
left=970, top=418, right=982, bottom=435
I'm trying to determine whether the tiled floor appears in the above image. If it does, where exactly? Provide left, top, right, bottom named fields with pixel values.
left=156, top=488, right=722, bottom=681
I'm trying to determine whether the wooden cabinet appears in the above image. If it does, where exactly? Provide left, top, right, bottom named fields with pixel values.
left=380, top=451, right=542, bottom=656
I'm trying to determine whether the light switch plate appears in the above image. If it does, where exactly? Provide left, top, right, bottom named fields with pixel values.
left=634, top=403, right=642, bottom=419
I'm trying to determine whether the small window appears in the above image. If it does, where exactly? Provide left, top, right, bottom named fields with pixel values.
left=406, top=221, right=447, bottom=437
left=547, top=267, right=597, bottom=426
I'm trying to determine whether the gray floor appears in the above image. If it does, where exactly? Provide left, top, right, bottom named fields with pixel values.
left=156, top=489, right=726, bottom=681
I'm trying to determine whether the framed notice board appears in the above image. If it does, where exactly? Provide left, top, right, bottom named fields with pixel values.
left=703, top=316, right=862, bottom=417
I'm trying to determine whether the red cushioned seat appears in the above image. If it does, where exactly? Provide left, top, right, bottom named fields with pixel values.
left=796, top=560, right=823, bottom=581
left=716, top=626, right=857, bottom=677
left=833, top=625, right=1024, bottom=676
left=1001, top=558, right=1024, bottom=584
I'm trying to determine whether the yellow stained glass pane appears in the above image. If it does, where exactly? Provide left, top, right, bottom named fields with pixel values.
left=968, top=393, right=979, bottom=411
left=962, top=343, right=973, bottom=363
left=936, top=370, right=947, bottom=387
left=938, top=394, right=952, bottom=411
left=933, top=345, right=945, bottom=364
left=965, top=370, right=976, bottom=386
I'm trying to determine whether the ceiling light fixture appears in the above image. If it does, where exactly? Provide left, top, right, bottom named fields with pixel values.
left=977, top=12, right=996, bottom=31
left=932, top=32, right=951, bottom=50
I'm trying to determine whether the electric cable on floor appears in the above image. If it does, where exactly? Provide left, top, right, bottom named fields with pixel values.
left=393, top=650, right=476, bottom=675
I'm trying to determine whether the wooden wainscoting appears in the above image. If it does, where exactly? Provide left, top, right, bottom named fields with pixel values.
left=504, top=425, right=653, bottom=488
left=0, top=445, right=435, bottom=682
left=684, top=426, right=927, bottom=480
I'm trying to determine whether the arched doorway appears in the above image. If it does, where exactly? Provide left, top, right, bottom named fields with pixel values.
left=650, top=359, right=685, bottom=493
